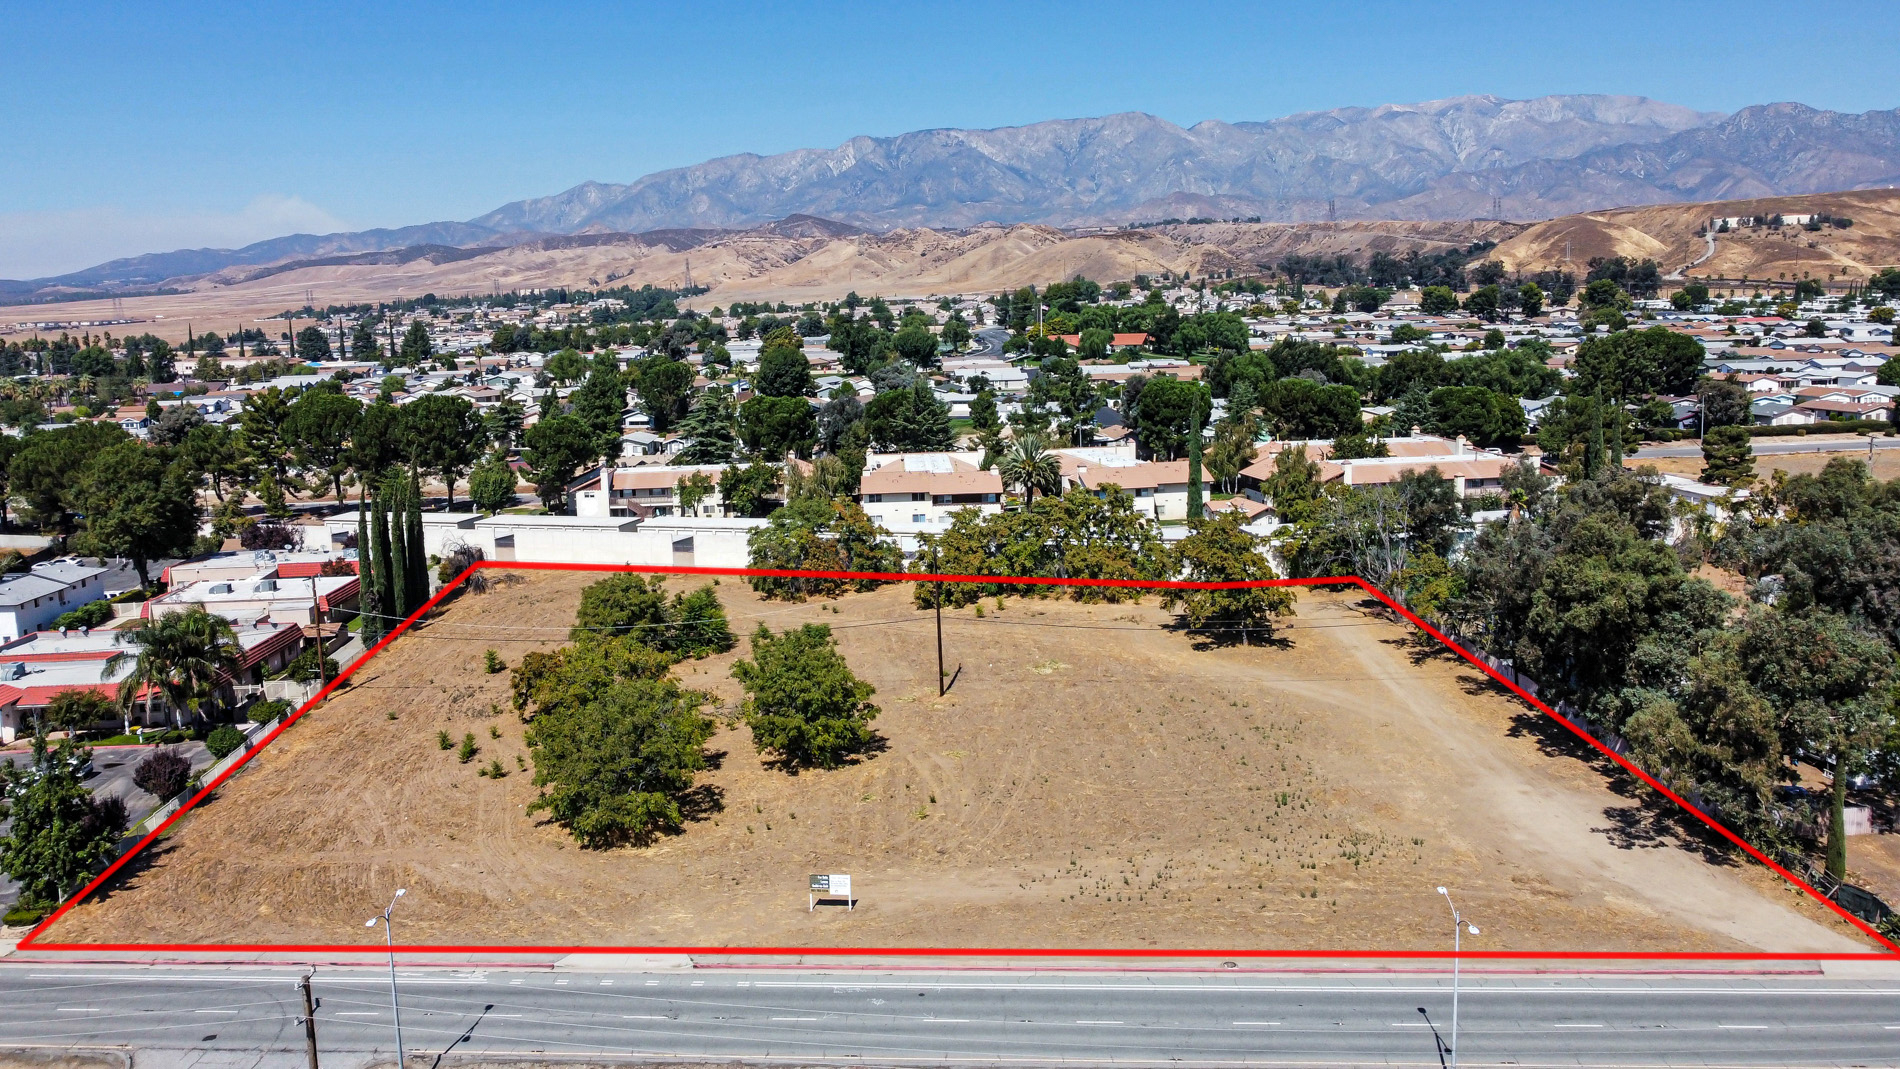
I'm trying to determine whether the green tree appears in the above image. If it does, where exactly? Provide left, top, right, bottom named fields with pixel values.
left=75, top=442, right=201, bottom=590
left=295, top=325, right=331, bottom=361
left=1133, top=376, right=1212, bottom=459
left=1463, top=285, right=1502, bottom=321
left=1261, top=445, right=1322, bottom=523
left=632, top=358, right=695, bottom=432
left=1572, top=326, right=1705, bottom=400
left=746, top=495, right=901, bottom=601
left=892, top=323, right=941, bottom=368
left=544, top=348, right=586, bottom=384
left=732, top=623, right=879, bottom=770
left=941, top=312, right=972, bottom=350
left=398, top=320, right=434, bottom=365
left=970, top=390, right=1000, bottom=433
left=755, top=336, right=815, bottom=397
left=674, top=387, right=740, bottom=466
left=718, top=460, right=782, bottom=518
left=10, top=422, right=132, bottom=535
left=284, top=389, right=362, bottom=502
left=107, top=607, right=243, bottom=729
left=738, top=395, right=818, bottom=458
left=570, top=363, right=629, bottom=458
left=1164, top=511, right=1298, bottom=644
left=400, top=394, right=486, bottom=509
left=573, top=574, right=670, bottom=640
left=42, top=688, right=115, bottom=735
left=1418, top=286, right=1460, bottom=315
left=1516, top=281, right=1545, bottom=318
left=347, top=400, right=407, bottom=485
left=1426, top=386, right=1527, bottom=448
left=525, top=673, right=716, bottom=848
left=240, top=386, right=295, bottom=481
left=863, top=382, right=954, bottom=452
left=1260, top=377, right=1361, bottom=440
left=467, top=451, right=518, bottom=514
left=997, top=433, right=1061, bottom=506
left=0, top=730, right=126, bottom=908
left=1700, top=425, right=1755, bottom=486
left=524, top=414, right=598, bottom=512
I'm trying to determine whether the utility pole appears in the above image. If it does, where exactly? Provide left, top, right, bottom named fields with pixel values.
left=312, top=581, right=327, bottom=686
left=933, top=544, right=945, bottom=697
left=299, top=972, right=320, bottom=1069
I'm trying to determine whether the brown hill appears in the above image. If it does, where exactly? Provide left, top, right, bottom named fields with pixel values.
left=0, top=219, right=1519, bottom=342
left=1493, top=188, right=1900, bottom=284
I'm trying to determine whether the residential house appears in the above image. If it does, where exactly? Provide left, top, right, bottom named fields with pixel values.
left=858, top=452, right=1004, bottom=531
left=0, top=560, right=109, bottom=642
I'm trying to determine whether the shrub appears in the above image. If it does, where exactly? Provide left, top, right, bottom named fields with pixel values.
left=437, top=729, right=453, bottom=750
left=458, top=732, right=478, bottom=763
left=133, top=749, right=192, bottom=800
left=247, top=699, right=291, bottom=725
left=239, top=521, right=299, bottom=551
left=204, top=725, right=246, bottom=760
left=280, top=646, right=339, bottom=683
left=484, top=649, right=505, bottom=674
left=3, top=905, right=45, bottom=927
left=53, top=600, right=115, bottom=631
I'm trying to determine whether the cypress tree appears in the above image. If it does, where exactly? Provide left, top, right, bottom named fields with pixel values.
left=406, top=467, right=428, bottom=610
left=379, top=482, right=405, bottom=623
left=356, top=493, right=380, bottom=643
left=1186, top=386, right=1205, bottom=520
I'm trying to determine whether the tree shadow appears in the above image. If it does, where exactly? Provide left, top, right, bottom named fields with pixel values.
left=761, top=730, right=891, bottom=776
left=74, top=836, right=179, bottom=906
left=1162, top=616, right=1293, bottom=651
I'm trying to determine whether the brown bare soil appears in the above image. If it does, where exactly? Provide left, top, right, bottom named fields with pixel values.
left=1629, top=445, right=1900, bottom=484
left=45, top=572, right=1873, bottom=953
left=1494, top=188, right=1900, bottom=285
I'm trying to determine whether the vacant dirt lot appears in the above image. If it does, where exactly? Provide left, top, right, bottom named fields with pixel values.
left=44, top=571, right=1874, bottom=953
left=1630, top=440, right=1900, bottom=484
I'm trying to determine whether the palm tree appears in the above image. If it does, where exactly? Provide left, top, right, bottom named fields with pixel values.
left=108, top=608, right=244, bottom=731
left=998, top=433, right=1062, bottom=508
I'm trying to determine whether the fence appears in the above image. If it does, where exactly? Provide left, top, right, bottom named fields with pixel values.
left=124, top=712, right=286, bottom=839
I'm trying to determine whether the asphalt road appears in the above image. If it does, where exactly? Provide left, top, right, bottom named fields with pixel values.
left=4, top=964, right=1900, bottom=1067
left=1631, top=436, right=1900, bottom=460
left=971, top=327, right=1011, bottom=358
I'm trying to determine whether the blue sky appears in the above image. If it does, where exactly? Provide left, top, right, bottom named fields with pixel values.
left=3, top=0, right=1896, bottom=278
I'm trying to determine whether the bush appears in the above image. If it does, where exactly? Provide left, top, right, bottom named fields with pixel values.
left=437, top=729, right=453, bottom=750
left=1746, top=420, right=1892, bottom=438
left=133, top=749, right=192, bottom=800
left=3, top=905, right=45, bottom=927
left=279, top=645, right=339, bottom=683
left=53, top=600, right=115, bottom=631
left=247, top=699, right=291, bottom=725
left=484, top=649, right=505, bottom=674
left=458, top=732, right=478, bottom=763
left=204, top=725, right=247, bottom=760
left=239, top=521, right=299, bottom=551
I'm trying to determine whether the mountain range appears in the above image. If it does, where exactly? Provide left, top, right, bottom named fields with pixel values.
left=10, top=93, right=1900, bottom=302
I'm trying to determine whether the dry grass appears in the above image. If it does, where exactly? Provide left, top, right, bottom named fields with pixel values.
left=43, top=572, right=1874, bottom=954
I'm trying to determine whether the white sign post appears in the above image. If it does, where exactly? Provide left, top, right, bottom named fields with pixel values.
left=809, top=873, right=855, bottom=911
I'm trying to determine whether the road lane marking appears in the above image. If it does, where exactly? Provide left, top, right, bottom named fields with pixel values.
left=336, top=1012, right=379, bottom=1016
left=623, top=1015, right=669, bottom=1020
left=1390, top=1022, right=1431, bottom=1027
left=192, top=1010, right=238, bottom=1014
left=1076, top=1020, right=1123, bottom=1025
left=1719, top=1024, right=1769, bottom=1029
left=1232, top=1022, right=1281, bottom=1026
left=54, top=1008, right=101, bottom=1013
left=925, top=1019, right=970, bottom=1023
left=1552, top=1023, right=1603, bottom=1028
left=772, top=1017, right=818, bottom=1021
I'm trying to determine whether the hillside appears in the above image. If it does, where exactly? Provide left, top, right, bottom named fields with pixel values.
left=1493, top=188, right=1900, bottom=283
left=0, top=218, right=1520, bottom=340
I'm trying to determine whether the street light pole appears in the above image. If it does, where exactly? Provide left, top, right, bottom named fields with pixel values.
left=1436, top=886, right=1479, bottom=1069
left=365, top=888, right=407, bottom=1067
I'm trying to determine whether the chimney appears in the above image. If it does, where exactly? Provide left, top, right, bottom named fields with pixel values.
left=1455, top=435, right=1469, bottom=457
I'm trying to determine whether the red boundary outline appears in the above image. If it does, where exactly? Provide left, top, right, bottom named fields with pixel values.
left=20, top=561, right=1899, bottom=959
